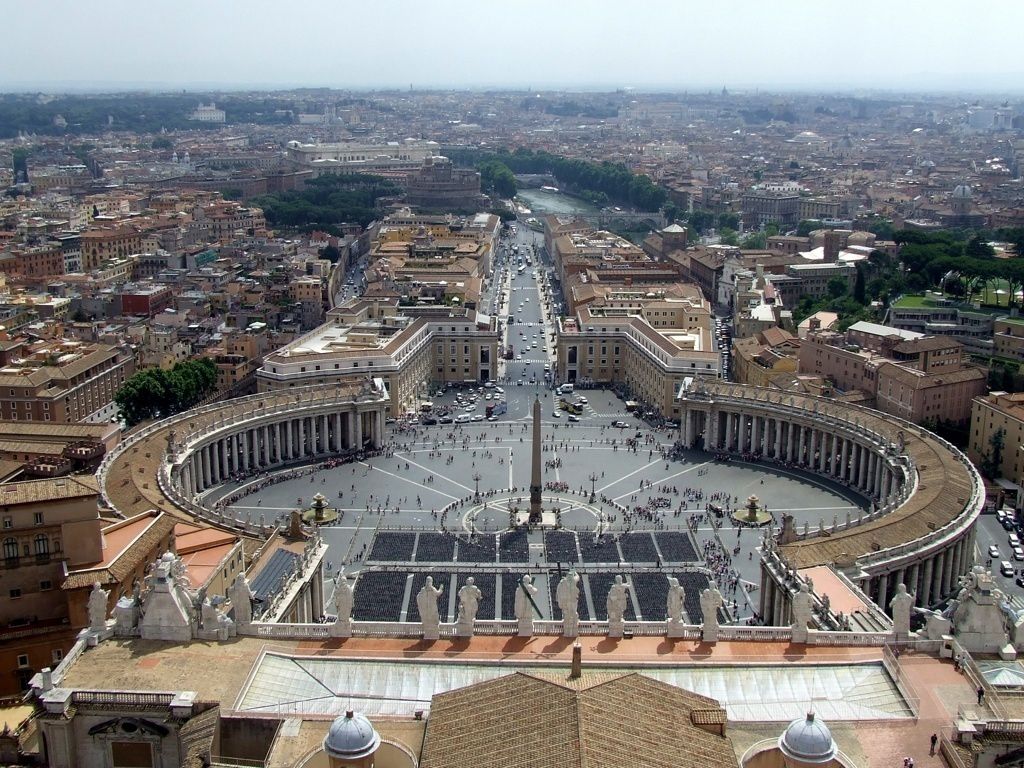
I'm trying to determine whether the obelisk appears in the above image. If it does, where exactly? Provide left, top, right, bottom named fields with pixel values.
left=529, top=395, right=543, bottom=523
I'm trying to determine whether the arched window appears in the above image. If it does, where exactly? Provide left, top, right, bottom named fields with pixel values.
left=2, top=538, right=17, bottom=560
left=33, top=534, right=49, bottom=556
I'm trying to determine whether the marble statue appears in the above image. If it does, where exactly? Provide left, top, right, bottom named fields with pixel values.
left=700, top=585, right=724, bottom=642
left=139, top=552, right=194, bottom=642
left=456, top=577, right=482, bottom=637
left=791, top=582, right=814, bottom=643
left=417, top=576, right=443, bottom=640
left=334, top=576, right=354, bottom=624
left=607, top=575, right=629, bottom=637
left=331, top=575, right=354, bottom=638
left=228, top=574, right=254, bottom=626
left=556, top=570, right=581, bottom=637
left=889, top=583, right=914, bottom=638
left=666, top=577, right=685, bottom=637
left=88, top=582, right=109, bottom=632
left=514, top=575, right=538, bottom=636
left=197, top=596, right=235, bottom=641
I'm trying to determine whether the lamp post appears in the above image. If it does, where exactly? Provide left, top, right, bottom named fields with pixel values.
left=588, top=472, right=599, bottom=504
left=473, top=472, right=482, bottom=500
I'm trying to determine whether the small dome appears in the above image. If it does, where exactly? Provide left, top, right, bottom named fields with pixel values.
left=952, top=184, right=973, bottom=199
left=324, top=710, right=381, bottom=761
left=779, top=712, right=836, bottom=764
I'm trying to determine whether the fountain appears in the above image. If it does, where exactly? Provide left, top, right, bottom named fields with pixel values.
left=730, top=493, right=772, bottom=526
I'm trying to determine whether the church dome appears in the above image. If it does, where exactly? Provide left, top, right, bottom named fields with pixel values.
left=324, top=710, right=381, bottom=761
left=952, top=184, right=973, bottom=199
left=779, top=712, right=836, bottom=764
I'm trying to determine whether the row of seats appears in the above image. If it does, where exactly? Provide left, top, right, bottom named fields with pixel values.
left=352, top=571, right=407, bottom=622
left=578, top=532, right=620, bottom=563
left=415, top=533, right=456, bottom=563
left=454, top=535, right=497, bottom=563
left=367, top=532, right=416, bottom=562
left=653, top=531, right=699, bottom=562
left=631, top=573, right=671, bottom=621
left=498, top=530, right=529, bottom=562
left=618, top=532, right=659, bottom=562
left=544, top=530, right=578, bottom=563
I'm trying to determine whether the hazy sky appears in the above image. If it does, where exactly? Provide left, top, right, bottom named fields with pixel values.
left=4, top=0, right=1020, bottom=92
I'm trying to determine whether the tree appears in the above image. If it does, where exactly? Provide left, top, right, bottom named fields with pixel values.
left=741, top=232, right=766, bottom=249
left=115, top=358, right=218, bottom=426
left=796, top=220, right=820, bottom=237
left=719, top=228, right=739, bottom=246
left=827, top=277, right=848, bottom=299
left=319, top=245, right=341, bottom=264
left=853, top=263, right=867, bottom=304
left=151, top=137, right=173, bottom=150
left=981, top=428, right=1006, bottom=479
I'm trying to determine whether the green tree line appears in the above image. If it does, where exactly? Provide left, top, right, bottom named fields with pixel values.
left=115, top=358, right=218, bottom=426
left=448, top=147, right=667, bottom=211
left=252, top=174, right=400, bottom=230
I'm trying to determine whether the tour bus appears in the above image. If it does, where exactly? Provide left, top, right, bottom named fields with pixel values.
left=420, top=401, right=434, bottom=412
left=624, top=400, right=640, bottom=413
left=486, top=401, right=507, bottom=418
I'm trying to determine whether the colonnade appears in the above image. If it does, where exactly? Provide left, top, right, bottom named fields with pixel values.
left=682, top=406, right=901, bottom=504
left=860, top=527, right=976, bottom=610
left=177, top=406, right=385, bottom=497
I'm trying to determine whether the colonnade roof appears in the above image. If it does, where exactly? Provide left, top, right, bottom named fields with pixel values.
left=100, top=382, right=380, bottom=523
left=692, top=382, right=977, bottom=569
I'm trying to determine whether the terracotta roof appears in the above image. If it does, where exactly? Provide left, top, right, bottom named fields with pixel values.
left=62, top=510, right=177, bottom=590
left=0, top=475, right=99, bottom=505
left=877, top=362, right=986, bottom=390
left=420, top=671, right=736, bottom=768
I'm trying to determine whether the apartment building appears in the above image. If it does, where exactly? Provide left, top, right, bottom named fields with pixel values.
left=257, top=298, right=499, bottom=416
left=885, top=294, right=996, bottom=356
left=732, top=328, right=800, bottom=387
left=994, top=317, right=1024, bottom=361
left=741, top=189, right=800, bottom=229
left=969, top=391, right=1024, bottom=488
left=0, top=477, right=103, bottom=694
left=79, top=228, right=141, bottom=271
left=555, top=298, right=719, bottom=418
left=0, top=340, right=134, bottom=424
left=799, top=323, right=986, bottom=424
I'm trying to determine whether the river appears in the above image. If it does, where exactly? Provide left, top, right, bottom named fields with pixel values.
left=515, top=188, right=600, bottom=215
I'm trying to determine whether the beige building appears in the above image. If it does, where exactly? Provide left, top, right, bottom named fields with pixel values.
left=732, top=328, right=800, bottom=387
left=994, top=317, right=1024, bottom=361
left=556, top=296, right=718, bottom=419
left=799, top=323, right=986, bottom=425
left=258, top=298, right=499, bottom=416
left=969, top=391, right=1024, bottom=487
left=0, top=338, right=135, bottom=424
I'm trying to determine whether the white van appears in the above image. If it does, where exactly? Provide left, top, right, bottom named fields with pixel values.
left=559, top=383, right=574, bottom=394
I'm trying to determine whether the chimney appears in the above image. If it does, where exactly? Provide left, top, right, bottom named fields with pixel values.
left=809, top=317, right=821, bottom=332
left=570, top=642, right=582, bottom=679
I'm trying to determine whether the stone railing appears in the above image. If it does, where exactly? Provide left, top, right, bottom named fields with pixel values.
left=235, top=617, right=915, bottom=647
left=882, top=643, right=921, bottom=717
left=96, top=382, right=388, bottom=523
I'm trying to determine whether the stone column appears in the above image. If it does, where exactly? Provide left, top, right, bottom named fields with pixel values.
left=920, top=556, right=934, bottom=606
left=284, top=420, right=293, bottom=461
left=876, top=572, right=889, bottom=610
left=772, top=419, right=781, bottom=460
left=354, top=411, right=363, bottom=450
left=931, top=551, right=945, bottom=601
left=201, top=446, right=212, bottom=490
left=684, top=410, right=693, bottom=448
left=725, top=411, right=734, bottom=452
left=840, top=439, right=850, bottom=482
left=334, top=412, right=343, bottom=452
left=751, top=416, right=761, bottom=455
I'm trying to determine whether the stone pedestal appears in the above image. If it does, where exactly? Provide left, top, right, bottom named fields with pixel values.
left=667, top=619, right=687, bottom=638
left=791, top=625, right=809, bottom=644
left=517, top=618, right=533, bottom=637
left=422, top=622, right=440, bottom=641
left=702, top=623, right=719, bottom=643
left=608, top=619, right=624, bottom=639
left=330, top=618, right=352, bottom=638
left=563, top=618, right=578, bottom=638
left=455, top=619, right=474, bottom=638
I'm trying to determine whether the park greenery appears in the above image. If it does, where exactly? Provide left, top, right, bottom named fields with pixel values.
left=252, top=174, right=400, bottom=230
left=787, top=227, right=1024, bottom=333
left=448, top=147, right=667, bottom=211
left=115, top=358, right=218, bottom=427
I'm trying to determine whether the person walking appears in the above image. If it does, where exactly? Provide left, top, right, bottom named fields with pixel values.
left=977, top=685, right=985, bottom=705
left=930, top=733, right=938, bottom=755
